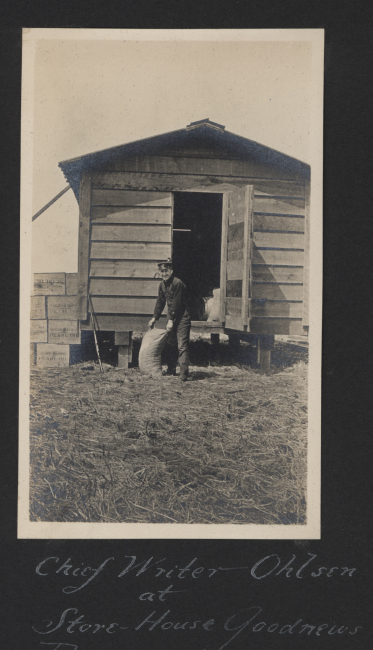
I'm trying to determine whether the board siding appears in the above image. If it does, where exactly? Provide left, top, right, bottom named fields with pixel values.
left=252, top=283, right=303, bottom=300
left=227, top=296, right=303, bottom=318
left=89, top=314, right=167, bottom=331
left=253, top=232, right=305, bottom=249
left=252, top=266, right=304, bottom=283
left=89, top=278, right=160, bottom=296
left=253, top=249, right=304, bottom=265
left=91, top=171, right=306, bottom=197
left=253, top=197, right=305, bottom=215
left=91, top=189, right=172, bottom=207
left=90, top=296, right=156, bottom=314
left=91, top=206, right=171, bottom=224
left=90, top=241, right=170, bottom=260
left=302, top=182, right=310, bottom=327
left=89, top=259, right=160, bottom=278
left=251, top=301, right=303, bottom=318
left=253, top=214, right=305, bottom=232
left=91, top=224, right=171, bottom=242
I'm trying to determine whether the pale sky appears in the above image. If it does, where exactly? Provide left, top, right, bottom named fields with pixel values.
left=28, top=34, right=313, bottom=275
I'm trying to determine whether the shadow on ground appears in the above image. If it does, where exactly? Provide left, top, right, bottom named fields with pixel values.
left=75, top=331, right=308, bottom=373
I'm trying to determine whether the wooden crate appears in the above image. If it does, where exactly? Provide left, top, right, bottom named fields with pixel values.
left=47, top=296, right=80, bottom=319
left=34, top=272, right=66, bottom=295
left=66, top=273, right=78, bottom=295
left=30, top=296, right=46, bottom=320
left=48, top=320, right=81, bottom=345
left=30, top=320, right=48, bottom=343
left=36, top=344, right=70, bottom=367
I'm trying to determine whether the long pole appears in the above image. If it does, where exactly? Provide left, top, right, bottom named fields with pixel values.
left=32, top=185, right=71, bottom=221
left=89, top=295, right=103, bottom=373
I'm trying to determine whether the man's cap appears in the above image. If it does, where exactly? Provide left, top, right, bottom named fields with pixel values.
left=157, top=257, right=173, bottom=268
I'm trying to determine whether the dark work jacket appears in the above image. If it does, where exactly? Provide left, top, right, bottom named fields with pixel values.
left=153, top=275, right=190, bottom=322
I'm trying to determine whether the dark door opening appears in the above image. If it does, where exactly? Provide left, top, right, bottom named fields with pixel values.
left=172, top=192, right=223, bottom=320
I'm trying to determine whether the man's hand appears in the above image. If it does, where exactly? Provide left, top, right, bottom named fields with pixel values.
left=148, top=317, right=156, bottom=329
left=166, top=320, right=174, bottom=332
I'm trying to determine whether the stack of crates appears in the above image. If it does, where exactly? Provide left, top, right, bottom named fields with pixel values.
left=30, top=272, right=81, bottom=367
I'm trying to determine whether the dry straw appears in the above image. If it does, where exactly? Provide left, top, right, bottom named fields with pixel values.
left=29, top=340, right=308, bottom=525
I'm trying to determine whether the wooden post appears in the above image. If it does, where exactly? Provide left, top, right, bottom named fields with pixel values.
left=256, top=337, right=261, bottom=364
left=260, top=349, right=271, bottom=373
left=77, top=172, right=92, bottom=320
left=228, top=332, right=240, bottom=352
left=258, top=335, right=274, bottom=373
left=116, top=332, right=132, bottom=369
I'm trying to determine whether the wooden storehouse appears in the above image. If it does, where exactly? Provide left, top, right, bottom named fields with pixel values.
left=58, top=119, right=310, bottom=369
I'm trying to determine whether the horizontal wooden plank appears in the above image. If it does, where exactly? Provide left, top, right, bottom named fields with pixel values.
left=254, top=196, right=305, bottom=215
left=48, top=320, right=81, bottom=345
left=34, top=273, right=66, bottom=296
left=250, top=318, right=305, bottom=335
left=36, top=344, right=70, bottom=367
left=66, top=273, right=78, bottom=295
left=226, top=297, right=303, bottom=318
left=253, top=249, right=304, bottom=265
left=30, top=320, right=48, bottom=343
left=89, top=278, right=160, bottom=296
left=89, top=259, right=160, bottom=278
left=253, top=181, right=305, bottom=199
left=252, top=265, right=304, bottom=283
left=254, top=232, right=304, bottom=249
left=90, top=241, right=171, bottom=260
left=30, top=295, right=46, bottom=320
left=91, top=206, right=172, bottom=224
left=90, top=296, right=156, bottom=314
left=91, top=224, right=171, bottom=243
left=83, top=314, right=167, bottom=331
left=47, top=296, right=80, bottom=320
left=253, top=214, right=304, bottom=232
left=252, top=283, right=304, bottom=300
left=91, top=172, right=305, bottom=194
left=227, top=260, right=244, bottom=281
left=100, top=156, right=308, bottom=185
left=91, top=189, right=172, bottom=207
left=251, top=301, right=303, bottom=318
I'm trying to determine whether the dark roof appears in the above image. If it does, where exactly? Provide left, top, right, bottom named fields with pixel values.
left=59, top=119, right=310, bottom=201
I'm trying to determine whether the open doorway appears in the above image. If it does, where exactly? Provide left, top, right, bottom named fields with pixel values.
left=172, top=191, right=223, bottom=320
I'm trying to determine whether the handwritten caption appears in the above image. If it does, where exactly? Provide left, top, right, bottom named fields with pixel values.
left=32, top=552, right=361, bottom=649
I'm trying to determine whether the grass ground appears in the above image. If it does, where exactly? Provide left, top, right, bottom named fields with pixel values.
left=29, top=337, right=308, bottom=525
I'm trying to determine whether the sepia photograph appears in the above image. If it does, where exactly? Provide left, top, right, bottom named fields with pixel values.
left=19, top=29, right=323, bottom=538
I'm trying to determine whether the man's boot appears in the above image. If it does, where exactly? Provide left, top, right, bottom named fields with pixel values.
left=179, top=351, right=189, bottom=382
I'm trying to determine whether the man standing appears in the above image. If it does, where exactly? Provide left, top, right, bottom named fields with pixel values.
left=148, top=258, right=191, bottom=381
